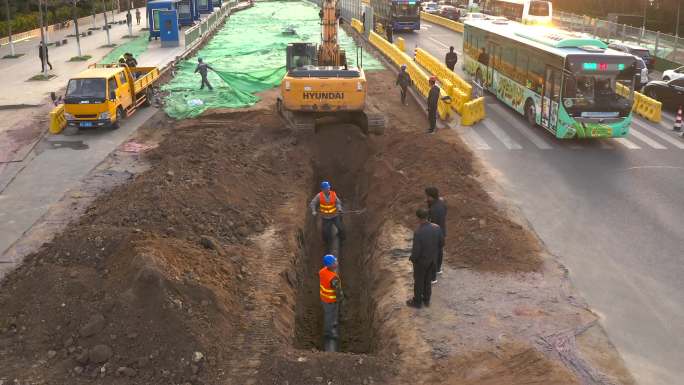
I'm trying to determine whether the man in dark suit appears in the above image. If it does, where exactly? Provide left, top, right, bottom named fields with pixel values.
left=407, top=208, right=444, bottom=308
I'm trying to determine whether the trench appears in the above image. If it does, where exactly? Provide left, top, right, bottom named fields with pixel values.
left=293, top=123, right=380, bottom=354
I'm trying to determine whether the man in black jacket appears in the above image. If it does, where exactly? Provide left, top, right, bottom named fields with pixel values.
left=426, top=187, right=447, bottom=282
left=407, top=208, right=444, bottom=308
left=426, top=76, right=440, bottom=134
left=396, top=64, right=412, bottom=106
left=38, top=41, right=53, bottom=72
left=445, top=46, right=458, bottom=71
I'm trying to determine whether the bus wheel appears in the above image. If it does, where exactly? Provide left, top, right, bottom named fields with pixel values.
left=525, top=100, right=536, bottom=126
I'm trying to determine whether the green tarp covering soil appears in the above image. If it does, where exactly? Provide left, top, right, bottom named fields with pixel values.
left=162, top=1, right=382, bottom=119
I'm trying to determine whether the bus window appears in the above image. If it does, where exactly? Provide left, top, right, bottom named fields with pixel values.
left=529, top=1, right=549, bottom=16
left=515, top=52, right=529, bottom=84
left=528, top=56, right=544, bottom=93
left=552, top=70, right=562, bottom=99
left=502, top=45, right=516, bottom=78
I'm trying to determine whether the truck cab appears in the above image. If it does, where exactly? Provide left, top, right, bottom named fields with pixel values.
left=64, top=65, right=159, bottom=129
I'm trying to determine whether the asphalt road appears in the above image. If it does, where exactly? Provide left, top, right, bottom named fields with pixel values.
left=398, top=22, right=684, bottom=385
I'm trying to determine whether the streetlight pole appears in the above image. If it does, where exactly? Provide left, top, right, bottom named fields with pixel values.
left=676, top=0, right=681, bottom=37
left=4, top=0, right=15, bottom=57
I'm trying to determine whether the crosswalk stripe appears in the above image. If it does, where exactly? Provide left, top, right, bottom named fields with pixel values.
left=629, top=128, right=667, bottom=149
left=449, top=122, right=491, bottom=150
left=632, top=119, right=684, bottom=149
left=613, top=138, right=641, bottom=149
left=491, top=104, right=553, bottom=149
left=482, top=119, right=522, bottom=149
left=428, top=36, right=449, bottom=49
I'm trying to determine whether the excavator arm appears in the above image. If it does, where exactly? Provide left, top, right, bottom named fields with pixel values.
left=317, top=0, right=346, bottom=67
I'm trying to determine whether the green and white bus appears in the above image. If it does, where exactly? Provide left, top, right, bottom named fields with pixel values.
left=463, top=19, right=638, bottom=139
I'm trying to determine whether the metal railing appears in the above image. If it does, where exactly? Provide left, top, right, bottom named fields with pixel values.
left=553, top=10, right=683, bottom=69
left=184, top=0, right=236, bottom=48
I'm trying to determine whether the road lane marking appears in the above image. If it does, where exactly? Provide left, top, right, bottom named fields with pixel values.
left=613, top=138, right=641, bottom=149
left=599, top=140, right=614, bottom=149
left=632, top=119, right=684, bottom=149
left=490, top=104, right=552, bottom=149
left=629, top=128, right=667, bottom=149
left=449, top=122, right=491, bottom=150
left=428, top=36, right=449, bottom=49
left=482, top=119, right=522, bottom=150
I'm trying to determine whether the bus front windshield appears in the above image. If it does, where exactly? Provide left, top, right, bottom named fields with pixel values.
left=392, top=2, right=419, bottom=17
left=528, top=1, right=549, bottom=16
left=562, top=57, right=636, bottom=116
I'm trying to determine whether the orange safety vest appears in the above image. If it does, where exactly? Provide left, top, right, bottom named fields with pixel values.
left=319, top=267, right=340, bottom=303
left=319, top=191, right=337, bottom=215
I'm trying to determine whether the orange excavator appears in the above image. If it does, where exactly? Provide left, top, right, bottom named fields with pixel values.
left=276, top=0, right=385, bottom=134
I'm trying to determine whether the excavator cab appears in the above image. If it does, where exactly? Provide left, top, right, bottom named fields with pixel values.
left=286, top=43, right=318, bottom=70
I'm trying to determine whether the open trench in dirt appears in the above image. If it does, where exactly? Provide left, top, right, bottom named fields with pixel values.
left=293, top=123, right=378, bottom=353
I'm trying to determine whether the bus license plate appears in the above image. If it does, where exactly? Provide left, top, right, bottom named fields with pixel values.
left=80, top=121, right=93, bottom=127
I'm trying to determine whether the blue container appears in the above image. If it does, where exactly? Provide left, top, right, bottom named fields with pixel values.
left=197, top=0, right=214, bottom=14
left=147, top=0, right=180, bottom=39
left=159, top=10, right=180, bottom=47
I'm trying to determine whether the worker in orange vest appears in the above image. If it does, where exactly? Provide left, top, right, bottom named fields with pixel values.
left=309, top=181, right=345, bottom=253
left=320, top=254, right=343, bottom=341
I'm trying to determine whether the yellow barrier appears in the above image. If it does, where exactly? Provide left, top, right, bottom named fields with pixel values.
left=414, top=48, right=472, bottom=114
left=395, top=37, right=405, bottom=52
left=49, top=104, right=67, bottom=134
left=461, top=97, right=485, bottom=126
left=616, top=83, right=630, bottom=98
left=351, top=18, right=364, bottom=34
left=633, top=92, right=662, bottom=122
left=368, top=31, right=451, bottom=120
left=420, top=12, right=464, bottom=33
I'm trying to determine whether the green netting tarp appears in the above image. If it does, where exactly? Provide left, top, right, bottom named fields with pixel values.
left=162, top=1, right=383, bottom=119
left=99, top=34, right=151, bottom=64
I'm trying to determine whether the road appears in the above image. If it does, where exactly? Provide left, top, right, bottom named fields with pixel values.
left=398, top=21, right=684, bottom=385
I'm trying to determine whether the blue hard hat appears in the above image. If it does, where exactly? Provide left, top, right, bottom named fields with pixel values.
left=323, top=254, right=337, bottom=267
left=321, top=181, right=331, bottom=190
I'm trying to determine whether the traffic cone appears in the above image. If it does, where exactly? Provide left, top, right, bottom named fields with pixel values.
left=674, top=106, right=683, bottom=132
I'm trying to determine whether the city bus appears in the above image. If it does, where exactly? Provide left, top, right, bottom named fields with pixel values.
left=463, top=19, right=638, bottom=138
left=481, top=0, right=552, bottom=25
left=369, top=0, right=421, bottom=31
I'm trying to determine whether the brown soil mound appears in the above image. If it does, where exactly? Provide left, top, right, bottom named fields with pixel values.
left=0, top=70, right=543, bottom=385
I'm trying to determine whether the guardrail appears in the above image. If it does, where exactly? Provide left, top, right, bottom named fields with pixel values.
left=420, top=12, right=464, bottom=33
left=184, top=2, right=232, bottom=48
left=351, top=18, right=364, bottom=34
left=414, top=48, right=472, bottom=114
left=368, top=31, right=451, bottom=120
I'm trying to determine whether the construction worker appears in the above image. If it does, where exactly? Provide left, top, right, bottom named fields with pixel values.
left=407, top=208, right=443, bottom=308
left=427, top=76, right=440, bottom=134
left=124, top=53, right=138, bottom=68
left=320, top=254, right=343, bottom=340
left=195, top=58, right=214, bottom=91
left=445, top=46, right=458, bottom=71
left=396, top=64, right=412, bottom=106
left=309, top=181, right=345, bottom=254
left=425, top=187, right=447, bottom=282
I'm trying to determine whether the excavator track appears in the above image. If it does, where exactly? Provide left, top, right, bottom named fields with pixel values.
left=277, top=97, right=316, bottom=131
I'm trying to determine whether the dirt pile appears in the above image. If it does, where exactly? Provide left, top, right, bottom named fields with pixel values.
left=0, top=69, right=620, bottom=385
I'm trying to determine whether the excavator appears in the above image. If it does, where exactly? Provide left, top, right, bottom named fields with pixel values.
left=276, top=0, right=385, bottom=135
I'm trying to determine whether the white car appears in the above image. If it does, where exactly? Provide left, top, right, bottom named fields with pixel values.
left=423, top=2, right=440, bottom=14
left=662, top=66, right=684, bottom=82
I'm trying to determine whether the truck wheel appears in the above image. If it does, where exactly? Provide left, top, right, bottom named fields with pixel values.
left=112, top=107, right=124, bottom=129
left=142, top=88, right=153, bottom=107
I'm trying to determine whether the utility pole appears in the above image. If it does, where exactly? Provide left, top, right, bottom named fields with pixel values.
left=4, top=0, right=15, bottom=57
left=38, top=0, right=48, bottom=76
left=676, top=0, right=681, bottom=37
left=72, top=0, right=82, bottom=57
left=102, top=0, right=111, bottom=45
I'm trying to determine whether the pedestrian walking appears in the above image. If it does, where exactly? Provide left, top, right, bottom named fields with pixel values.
left=407, top=208, right=444, bottom=308
left=426, top=76, right=440, bottom=134
left=320, top=254, right=343, bottom=341
left=38, top=41, right=53, bottom=72
left=396, top=64, right=412, bottom=106
left=425, top=187, right=447, bottom=282
left=126, top=11, right=132, bottom=28
left=445, top=46, right=458, bottom=71
left=195, top=58, right=214, bottom=91
left=135, top=8, right=141, bottom=25
left=386, top=23, right=393, bottom=43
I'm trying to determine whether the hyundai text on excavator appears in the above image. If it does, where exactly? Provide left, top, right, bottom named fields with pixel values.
left=276, top=0, right=385, bottom=134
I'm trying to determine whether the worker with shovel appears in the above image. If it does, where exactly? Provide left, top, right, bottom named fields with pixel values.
left=310, top=181, right=345, bottom=254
